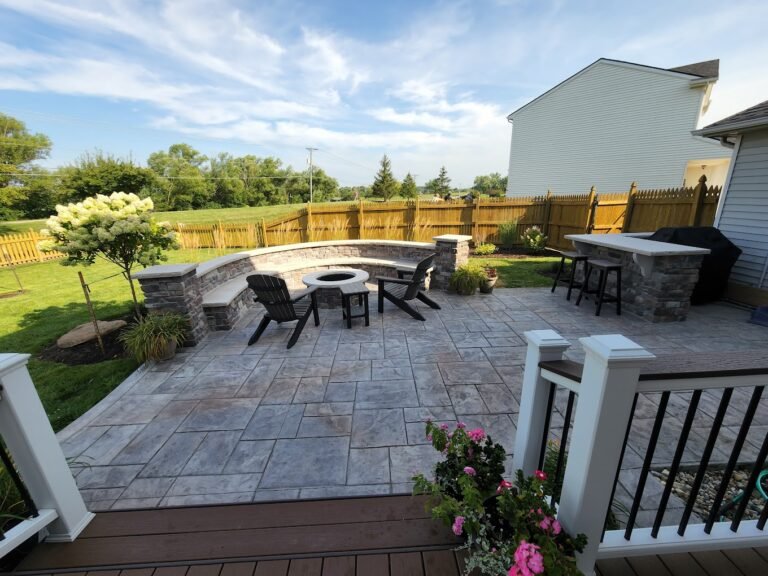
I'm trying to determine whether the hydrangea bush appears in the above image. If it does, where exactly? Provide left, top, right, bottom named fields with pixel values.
left=413, top=421, right=586, bottom=575
left=521, top=226, right=548, bottom=251
left=40, top=192, right=177, bottom=314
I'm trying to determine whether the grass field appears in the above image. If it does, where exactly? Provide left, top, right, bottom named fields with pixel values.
left=0, top=204, right=304, bottom=234
left=0, top=247, right=239, bottom=431
left=472, top=256, right=559, bottom=288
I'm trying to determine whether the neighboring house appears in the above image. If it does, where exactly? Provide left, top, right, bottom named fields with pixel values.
left=695, top=99, right=768, bottom=305
left=506, top=58, right=732, bottom=197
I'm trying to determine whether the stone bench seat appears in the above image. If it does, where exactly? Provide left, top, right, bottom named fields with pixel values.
left=200, top=256, right=434, bottom=330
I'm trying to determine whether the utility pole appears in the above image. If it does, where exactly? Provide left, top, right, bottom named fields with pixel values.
left=306, top=147, right=318, bottom=203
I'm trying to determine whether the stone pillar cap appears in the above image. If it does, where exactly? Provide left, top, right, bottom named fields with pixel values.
left=433, top=234, right=473, bottom=243
left=133, top=263, right=198, bottom=280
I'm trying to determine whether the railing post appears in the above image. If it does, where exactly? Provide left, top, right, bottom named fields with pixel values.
left=0, top=354, right=93, bottom=542
left=513, top=330, right=571, bottom=476
left=557, top=335, right=654, bottom=576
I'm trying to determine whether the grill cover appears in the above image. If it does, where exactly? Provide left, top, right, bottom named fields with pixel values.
left=648, top=226, right=742, bottom=304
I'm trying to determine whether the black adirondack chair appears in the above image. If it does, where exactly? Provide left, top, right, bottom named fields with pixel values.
left=246, top=274, right=320, bottom=348
left=377, top=253, right=440, bottom=321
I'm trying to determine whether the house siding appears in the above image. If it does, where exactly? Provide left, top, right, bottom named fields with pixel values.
left=717, top=130, right=768, bottom=289
left=506, top=61, right=730, bottom=197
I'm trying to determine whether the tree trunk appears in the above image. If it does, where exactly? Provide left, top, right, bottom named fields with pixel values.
left=125, top=269, right=141, bottom=318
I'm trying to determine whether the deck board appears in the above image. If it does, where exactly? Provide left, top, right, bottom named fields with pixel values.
left=9, top=496, right=768, bottom=576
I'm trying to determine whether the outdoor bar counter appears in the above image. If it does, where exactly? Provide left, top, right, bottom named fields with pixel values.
left=565, top=233, right=710, bottom=322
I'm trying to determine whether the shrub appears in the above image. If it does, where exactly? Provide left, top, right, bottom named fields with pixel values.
left=522, top=225, right=548, bottom=251
left=119, top=312, right=188, bottom=362
left=497, top=220, right=519, bottom=247
left=414, top=422, right=587, bottom=575
left=449, top=262, right=487, bottom=295
left=474, top=242, right=498, bottom=256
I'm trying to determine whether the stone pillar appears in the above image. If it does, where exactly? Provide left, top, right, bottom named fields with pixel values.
left=432, top=234, right=472, bottom=290
left=133, top=263, right=208, bottom=345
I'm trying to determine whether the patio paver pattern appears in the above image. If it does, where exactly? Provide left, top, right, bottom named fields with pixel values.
left=58, top=287, right=767, bottom=526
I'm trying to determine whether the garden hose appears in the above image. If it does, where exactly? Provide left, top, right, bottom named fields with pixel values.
left=717, top=469, right=768, bottom=521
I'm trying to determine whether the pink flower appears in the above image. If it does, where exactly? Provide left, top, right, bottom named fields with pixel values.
left=467, top=428, right=486, bottom=442
left=539, top=517, right=551, bottom=531
left=440, top=423, right=449, bottom=431
left=497, top=479, right=513, bottom=493
left=534, top=470, right=547, bottom=481
left=508, top=540, right=545, bottom=576
left=463, top=466, right=476, bottom=476
left=452, top=516, right=465, bottom=536
left=552, top=519, right=562, bottom=535
left=426, top=434, right=432, bottom=441
left=457, top=421, right=466, bottom=429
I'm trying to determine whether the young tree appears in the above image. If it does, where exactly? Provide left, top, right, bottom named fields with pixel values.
left=426, top=166, right=452, bottom=197
left=371, top=155, right=399, bottom=201
left=401, top=172, right=418, bottom=199
left=40, top=192, right=178, bottom=316
left=0, top=112, right=52, bottom=219
left=58, top=151, right=155, bottom=203
left=473, top=172, right=508, bottom=197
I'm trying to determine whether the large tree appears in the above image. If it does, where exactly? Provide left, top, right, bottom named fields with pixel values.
left=58, top=151, right=155, bottom=203
left=0, top=113, right=52, bottom=219
left=473, top=172, right=508, bottom=197
left=371, top=155, right=399, bottom=201
left=147, top=144, right=212, bottom=210
left=401, top=172, right=418, bottom=199
left=426, top=166, right=451, bottom=197
left=282, top=166, right=338, bottom=204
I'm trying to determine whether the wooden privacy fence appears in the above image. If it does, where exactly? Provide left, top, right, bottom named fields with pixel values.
left=0, top=178, right=722, bottom=266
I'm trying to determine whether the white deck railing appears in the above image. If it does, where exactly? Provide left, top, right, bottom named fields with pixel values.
left=0, top=354, right=93, bottom=559
left=513, top=330, right=768, bottom=576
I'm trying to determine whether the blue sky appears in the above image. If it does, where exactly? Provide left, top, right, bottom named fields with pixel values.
left=1, top=0, right=767, bottom=187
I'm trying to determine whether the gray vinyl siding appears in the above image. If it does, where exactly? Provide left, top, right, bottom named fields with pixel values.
left=718, top=130, right=768, bottom=289
left=506, top=61, right=729, bottom=197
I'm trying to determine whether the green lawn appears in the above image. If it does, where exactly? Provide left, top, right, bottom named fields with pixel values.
left=0, top=204, right=304, bottom=234
left=472, top=256, right=559, bottom=288
left=0, top=247, right=239, bottom=431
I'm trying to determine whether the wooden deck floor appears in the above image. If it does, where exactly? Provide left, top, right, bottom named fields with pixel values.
left=6, top=496, right=768, bottom=576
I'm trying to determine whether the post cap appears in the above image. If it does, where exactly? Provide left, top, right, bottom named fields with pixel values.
left=0, top=353, right=31, bottom=378
left=133, top=263, right=198, bottom=280
left=524, top=329, right=570, bottom=348
left=580, top=334, right=655, bottom=363
left=432, top=234, right=473, bottom=243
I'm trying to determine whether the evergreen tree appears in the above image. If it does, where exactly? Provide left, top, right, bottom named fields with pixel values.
left=435, top=166, right=451, bottom=196
left=371, top=155, right=399, bottom=201
left=401, top=172, right=418, bottom=198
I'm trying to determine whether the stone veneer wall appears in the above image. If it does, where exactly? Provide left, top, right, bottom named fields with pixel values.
left=574, top=243, right=704, bottom=322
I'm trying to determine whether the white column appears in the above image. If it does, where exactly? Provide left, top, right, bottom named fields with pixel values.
left=556, top=335, right=654, bottom=576
left=513, top=330, right=571, bottom=476
left=0, top=354, right=94, bottom=542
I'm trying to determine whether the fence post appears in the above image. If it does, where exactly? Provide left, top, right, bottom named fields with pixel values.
left=689, top=175, right=708, bottom=226
left=513, top=330, right=572, bottom=476
left=585, top=186, right=597, bottom=234
left=261, top=218, right=269, bottom=247
left=358, top=200, right=364, bottom=240
left=557, top=335, right=655, bottom=576
left=542, top=190, right=553, bottom=237
left=621, top=182, right=638, bottom=233
left=0, top=354, right=94, bottom=542
left=412, top=199, right=420, bottom=241
left=472, top=197, right=481, bottom=241
left=306, top=204, right=313, bottom=242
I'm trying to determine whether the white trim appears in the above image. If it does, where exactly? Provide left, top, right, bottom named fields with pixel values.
left=599, top=522, right=768, bottom=558
left=45, top=510, right=95, bottom=543
left=0, top=509, right=58, bottom=559
left=637, top=373, right=767, bottom=393
left=539, top=369, right=581, bottom=394
left=713, top=134, right=742, bottom=228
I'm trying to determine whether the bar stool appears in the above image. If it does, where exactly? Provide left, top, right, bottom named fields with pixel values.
left=575, top=258, right=622, bottom=316
left=550, top=250, right=589, bottom=301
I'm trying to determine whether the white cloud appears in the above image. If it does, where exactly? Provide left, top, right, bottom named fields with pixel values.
left=369, top=108, right=452, bottom=130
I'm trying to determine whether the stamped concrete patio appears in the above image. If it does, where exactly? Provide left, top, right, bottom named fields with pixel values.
left=56, top=287, right=767, bottom=516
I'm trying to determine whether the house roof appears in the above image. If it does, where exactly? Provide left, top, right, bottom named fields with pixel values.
left=668, top=59, right=720, bottom=78
left=507, top=58, right=719, bottom=119
left=695, top=99, right=768, bottom=137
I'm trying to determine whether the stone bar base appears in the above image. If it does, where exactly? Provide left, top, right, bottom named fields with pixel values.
left=574, top=244, right=704, bottom=322
left=432, top=234, right=472, bottom=290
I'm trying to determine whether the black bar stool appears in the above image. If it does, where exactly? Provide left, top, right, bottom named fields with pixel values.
left=575, top=259, right=622, bottom=316
left=551, top=250, right=589, bottom=301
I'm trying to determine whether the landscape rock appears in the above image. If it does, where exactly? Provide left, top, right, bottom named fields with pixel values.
left=57, top=320, right=127, bottom=348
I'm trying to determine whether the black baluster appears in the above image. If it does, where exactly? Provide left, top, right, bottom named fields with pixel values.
left=0, top=440, right=38, bottom=519
left=625, top=391, right=670, bottom=540
left=602, top=393, right=638, bottom=542
left=652, top=390, right=702, bottom=538
left=731, top=425, right=768, bottom=532
left=678, top=388, right=733, bottom=536
left=552, top=391, right=576, bottom=506
left=538, top=382, right=556, bottom=470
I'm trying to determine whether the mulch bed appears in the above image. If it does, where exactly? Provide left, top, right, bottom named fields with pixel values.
left=38, top=325, right=129, bottom=365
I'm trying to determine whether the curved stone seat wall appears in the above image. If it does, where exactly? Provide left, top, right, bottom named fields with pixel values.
left=134, top=235, right=471, bottom=345
left=196, top=240, right=437, bottom=294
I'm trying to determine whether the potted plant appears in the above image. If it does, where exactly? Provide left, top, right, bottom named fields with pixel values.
left=480, top=267, right=498, bottom=294
left=119, top=312, right=188, bottom=363
left=449, top=263, right=487, bottom=295
left=414, top=422, right=587, bottom=575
